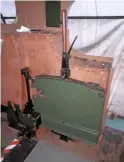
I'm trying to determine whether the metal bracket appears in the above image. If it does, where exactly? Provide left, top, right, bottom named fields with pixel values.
left=61, top=53, right=70, bottom=78
left=7, top=101, right=41, bottom=138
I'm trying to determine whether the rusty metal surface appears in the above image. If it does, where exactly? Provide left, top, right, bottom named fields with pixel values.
left=1, top=1, right=45, bottom=33
left=1, top=1, right=73, bottom=33
left=1, top=35, right=22, bottom=106
left=71, top=57, right=111, bottom=69
left=1, top=33, right=112, bottom=112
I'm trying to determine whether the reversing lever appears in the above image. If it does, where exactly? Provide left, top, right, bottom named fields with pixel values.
left=21, top=68, right=34, bottom=114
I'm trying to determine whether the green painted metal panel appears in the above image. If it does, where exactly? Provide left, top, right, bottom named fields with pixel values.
left=42, top=117, right=98, bottom=144
left=32, top=76, right=105, bottom=144
left=45, top=1, right=60, bottom=27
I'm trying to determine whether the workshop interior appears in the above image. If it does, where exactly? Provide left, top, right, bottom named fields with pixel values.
left=1, top=0, right=124, bottom=162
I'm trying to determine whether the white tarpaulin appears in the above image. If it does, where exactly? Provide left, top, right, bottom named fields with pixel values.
left=68, top=0, right=124, bottom=116
left=0, top=0, right=16, bottom=24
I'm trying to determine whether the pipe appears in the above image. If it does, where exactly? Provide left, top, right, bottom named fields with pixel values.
left=25, top=78, right=31, bottom=102
left=62, top=10, right=67, bottom=53
left=68, top=16, right=124, bottom=19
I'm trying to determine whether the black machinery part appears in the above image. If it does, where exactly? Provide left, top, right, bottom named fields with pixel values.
left=6, top=68, right=42, bottom=138
left=21, top=68, right=34, bottom=114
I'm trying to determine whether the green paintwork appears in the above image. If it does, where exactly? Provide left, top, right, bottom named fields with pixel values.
left=32, top=76, right=105, bottom=144
left=45, top=1, right=60, bottom=27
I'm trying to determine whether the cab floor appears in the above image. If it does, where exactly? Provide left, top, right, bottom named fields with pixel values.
left=1, top=113, right=124, bottom=162
left=25, top=140, right=92, bottom=162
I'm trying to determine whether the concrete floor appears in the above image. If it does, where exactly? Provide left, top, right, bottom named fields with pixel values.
left=36, top=123, right=124, bottom=162
left=1, top=122, right=18, bottom=151
left=1, top=113, right=18, bottom=151
left=1, top=123, right=92, bottom=162
left=25, top=140, right=92, bottom=162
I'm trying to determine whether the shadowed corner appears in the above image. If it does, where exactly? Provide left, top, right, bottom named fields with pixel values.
left=120, top=149, right=124, bottom=162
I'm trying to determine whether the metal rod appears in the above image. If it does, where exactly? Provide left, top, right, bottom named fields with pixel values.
left=62, top=10, right=67, bottom=53
left=21, top=68, right=31, bottom=102
left=25, top=78, right=31, bottom=102
left=68, top=35, right=78, bottom=55
left=68, top=16, right=124, bottom=19
left=3, top=16, right=16, bottom=19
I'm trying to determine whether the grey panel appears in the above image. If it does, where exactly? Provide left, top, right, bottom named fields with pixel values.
left=1, top=120, right=18, bottom=150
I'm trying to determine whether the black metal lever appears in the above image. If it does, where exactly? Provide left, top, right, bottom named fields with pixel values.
left=68, top=35, right=78, bottom=56
left=61, top=10, right=78, bottom=79
left=21, top=68, right=31, bottom=101
left=61, top=35, right=78, bottom=79
left=21, top=68, right=34, bottom=114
